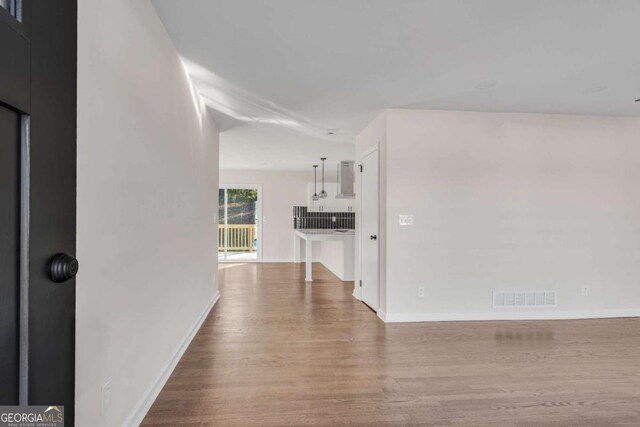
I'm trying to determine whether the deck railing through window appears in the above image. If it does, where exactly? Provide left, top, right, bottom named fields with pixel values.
left=218, top=224, right=256, bottom=251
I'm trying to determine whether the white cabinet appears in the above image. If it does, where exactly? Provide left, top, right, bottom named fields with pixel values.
left=307, top=182, right=355, bottom=212
left=319, top=182, right=337, bottom=212
left=336, top=197, right=356, bottom=213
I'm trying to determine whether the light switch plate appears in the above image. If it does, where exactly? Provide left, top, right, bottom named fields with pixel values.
left=399, top=214, right=413, bottom=226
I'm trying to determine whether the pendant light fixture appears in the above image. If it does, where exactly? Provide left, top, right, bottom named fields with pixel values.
left=312, top=165, right=320, bottom=201
left=319, top=157, right=328, bottom=199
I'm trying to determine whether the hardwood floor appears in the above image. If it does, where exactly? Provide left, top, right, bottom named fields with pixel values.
left=142, top=262, right=640, bottom=426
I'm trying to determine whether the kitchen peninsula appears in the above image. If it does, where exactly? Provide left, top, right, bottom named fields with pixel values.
left=293, top=229, right=355, bottom=282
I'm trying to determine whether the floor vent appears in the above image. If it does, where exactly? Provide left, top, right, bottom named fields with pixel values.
left=493, top=290, right=556, bottom=308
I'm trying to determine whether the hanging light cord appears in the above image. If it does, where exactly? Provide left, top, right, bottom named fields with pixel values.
left=312, top=165, right=319, bottom=200
left=320, top=157, right=327, bottom=198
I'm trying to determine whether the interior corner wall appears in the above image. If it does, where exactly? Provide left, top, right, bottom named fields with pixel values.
left=76, top=1, right=220, bottom=425
left=384, top=108, right=640, bottom=321
left=219, top=169, right=314, bottom=262
left=355, top=112, right=387, bottom=313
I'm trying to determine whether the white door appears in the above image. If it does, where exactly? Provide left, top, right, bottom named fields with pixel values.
left=360, top=148, right=379, bottom=310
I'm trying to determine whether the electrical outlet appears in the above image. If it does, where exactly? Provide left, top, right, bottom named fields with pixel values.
left=581, top=286, right=589, bottom=297
left=418, top=286, right=425, bottom=298
left=101, top=380, right=113, bottom=416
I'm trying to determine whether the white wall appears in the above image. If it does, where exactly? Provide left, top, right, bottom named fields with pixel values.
left=359, top=109, right=640, bottom=321
left=219, top=169, right=312, bottom=261
left=320, top=241, right=346, bottom=279
left=76, top=1, right=219, bottom=425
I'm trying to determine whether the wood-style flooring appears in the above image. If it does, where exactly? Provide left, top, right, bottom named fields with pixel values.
left=142, top=262, right=640, bottom=426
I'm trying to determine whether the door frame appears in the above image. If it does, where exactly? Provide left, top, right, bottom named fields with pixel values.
left=355, top=143, right=380, bottom=312
left=218, top=184, right=263, bottom=263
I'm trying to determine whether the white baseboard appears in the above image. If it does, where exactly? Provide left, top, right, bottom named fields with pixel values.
left=376, top=308, right=386, bottom=321
left=352, top=288, right=362, bottom=301
left=123, top=291, right=221, bottom=426
left=379, top=308, right=640, bottom=323
left=222, top=259, right=322, bottom=263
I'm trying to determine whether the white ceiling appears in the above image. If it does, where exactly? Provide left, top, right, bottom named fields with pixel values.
left=152, top=0, right=640, bottom=171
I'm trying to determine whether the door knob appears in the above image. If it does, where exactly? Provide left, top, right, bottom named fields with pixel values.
left=370, top=234, right=377, bottom=241
left=49, top=253, right=79, bottom=283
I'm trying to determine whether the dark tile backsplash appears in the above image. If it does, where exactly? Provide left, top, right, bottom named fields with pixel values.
left=293, top=206, right=355, bottom=229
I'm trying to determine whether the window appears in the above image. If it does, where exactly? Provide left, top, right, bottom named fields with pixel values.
left=218, top=186, right=261, bottom=261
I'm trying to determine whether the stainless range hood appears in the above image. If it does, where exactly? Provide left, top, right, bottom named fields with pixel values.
left=336, top=161, right=355, bottom=199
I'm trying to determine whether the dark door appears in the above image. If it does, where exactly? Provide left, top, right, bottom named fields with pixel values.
left=0, top=0, right=77, bottom=424
left=0, top=100, right=21, bottom=405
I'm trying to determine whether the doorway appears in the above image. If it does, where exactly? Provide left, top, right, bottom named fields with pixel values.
left=359, top=147, right=380, bottom=311
left=1, top=0, right=77, bottom=422
left=218, top=185, right=262, bottom=261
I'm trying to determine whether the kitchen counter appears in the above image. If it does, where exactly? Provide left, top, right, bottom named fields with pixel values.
left=295, top=229, right=355, bottom=237
left=294, top=229, right=355, bottom=282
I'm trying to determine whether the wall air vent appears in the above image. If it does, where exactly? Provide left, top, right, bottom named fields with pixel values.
left=492, top=290, right=556, bottom=308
